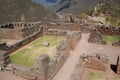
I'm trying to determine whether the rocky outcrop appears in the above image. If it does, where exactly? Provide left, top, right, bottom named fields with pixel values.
left=88, top=29, right=106, bottom=44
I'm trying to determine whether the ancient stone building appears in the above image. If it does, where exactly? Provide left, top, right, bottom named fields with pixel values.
left=0, top=22, right=41, bottom=39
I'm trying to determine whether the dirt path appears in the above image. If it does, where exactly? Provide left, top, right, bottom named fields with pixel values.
left=0, top=71, right=27, bottom=80
left=52, top=33, right=120, bottom=80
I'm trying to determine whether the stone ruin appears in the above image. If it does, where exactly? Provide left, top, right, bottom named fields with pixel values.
left=0, top=19, right=120, bottom=80
left=97, top=25, right=120, bottom=36
left=84, top=53, right=109, bottom=71
left=88, top=29, right=106, bottom=44
left=112, top=40, right=120, bottom=47
left=10, top=40, right=70, bottom=80
left=70, top=53, right=109, bottom=80
left=0, top=50, right=10, bottom=67
left=0, top=21, right=82, bottom=80
left=0, top=22, right=41, bottom=39
left=0, top=42, right=8, bottom=51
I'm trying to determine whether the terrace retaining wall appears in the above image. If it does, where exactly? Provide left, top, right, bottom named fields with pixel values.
left=97, top=25, right=120, bottom=36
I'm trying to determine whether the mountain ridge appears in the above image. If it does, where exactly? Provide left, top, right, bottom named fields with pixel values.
left=50, top=0, right=101, bottom=15
left=0, top=0, right=54, bottom=24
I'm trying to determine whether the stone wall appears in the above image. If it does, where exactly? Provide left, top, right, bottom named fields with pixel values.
left=97, top=25, right=120, bottom=36
left=112, top=40, right=120, bottom=47
left=12, top=40, right=70, bottom=80
left=84, top=54, right=109, bottom=71
left=70, top=57, right=85, bottom=80
left=6, top=30, right=42, bottom=53
left=47, top=23, right=81, bottom=31
left=0, top=22, right=41, bottom=39
left=45, top=29, right=81, bottom=50
left=0, top=50, right=10, bottom=67
left=88, top=29, right=106, bottom=44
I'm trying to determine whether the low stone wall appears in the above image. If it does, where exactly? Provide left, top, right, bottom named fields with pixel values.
left=47, top=23, right=81, bottom=31
left=88, top=29, right=106, bottom=44
left=0, top=50, right=10, bottom=67
left=45, top=29, right=81, bottom=50
left=12, top=40, right=70, bottom=80
left=97, top=25, right=120, bottom=36
left=70, top=57, right=85, bottom=80
left=0, top=42, right=8, bottom=50
left=112, top=40, right=120, bottom=47
left=0, top=22, right=41, bottom=39
left=84, top=54, right=109, bottom=71
left=12, top=64, right=38, bottom=80
left=6, top=31, right=42, bottom=53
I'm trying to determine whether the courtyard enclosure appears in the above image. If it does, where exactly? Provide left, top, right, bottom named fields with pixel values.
left=10, top=35, right=65, bottom=66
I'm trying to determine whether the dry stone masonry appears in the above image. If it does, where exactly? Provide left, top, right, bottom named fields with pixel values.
left=88, top=29, right=106, bottom=44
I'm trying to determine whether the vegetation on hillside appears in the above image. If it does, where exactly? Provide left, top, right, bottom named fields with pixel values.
left=97, top=0, right=120, bottom=26
left=0, top=0, right=55, bottom=24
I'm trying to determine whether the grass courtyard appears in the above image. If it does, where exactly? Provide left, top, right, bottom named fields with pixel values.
left=88, top=71, right=106, bottom=80
left=103, top=35, right=120, bottom=42
left=10, top=35, right=65, bottom=66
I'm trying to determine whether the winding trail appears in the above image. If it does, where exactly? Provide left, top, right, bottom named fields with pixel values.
left=52, top=33, right=120, bottom=80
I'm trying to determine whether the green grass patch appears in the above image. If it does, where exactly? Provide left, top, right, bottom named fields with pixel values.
left=103, top=35, right=120, bottom=42
left=88, top=71, right=106, bottom=80
left=10, top=35, right=65, bottom=66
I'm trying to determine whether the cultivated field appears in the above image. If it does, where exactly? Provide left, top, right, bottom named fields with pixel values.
left=10, top=35, right=65, bottom=66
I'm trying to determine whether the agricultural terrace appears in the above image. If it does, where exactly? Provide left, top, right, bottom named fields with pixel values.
left=10, top=35, right=65, bottom=66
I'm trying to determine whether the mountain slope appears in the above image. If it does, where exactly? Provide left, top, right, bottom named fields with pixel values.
left=50, top=0, right=101, bottom=15
left=0, top=0, right=54, bottom=24
left=32, top=0, right=59, bottom=6
left=97, top=0, right=120, bottom=26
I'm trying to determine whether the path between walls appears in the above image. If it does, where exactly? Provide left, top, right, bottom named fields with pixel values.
left=52, top=33, right=120, bottom=80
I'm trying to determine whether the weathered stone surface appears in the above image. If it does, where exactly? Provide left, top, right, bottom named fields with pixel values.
left=0, top=50, right=10, bottom=67
left=85, top=53, right=109, bottom=71
left=97, top=25, right=120, bottom=36
left=88, top=29, right=106, bottom=44
left=0, top=22, right=41, bottom=39
left=112, top=40, right=120, bottom=47
left=70, top=58, right=85, bottom=80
